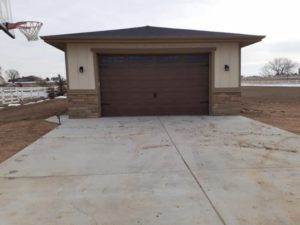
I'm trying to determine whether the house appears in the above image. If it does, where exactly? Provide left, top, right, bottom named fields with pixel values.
left=11, top=75, right=44, bottom=87
left=16, top=75, right=42, bottom=82
left=51, top=76, right=61, bottom=82
left=42, top=26, right=264, bottom=118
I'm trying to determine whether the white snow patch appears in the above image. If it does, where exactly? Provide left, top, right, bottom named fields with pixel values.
left=55, top=96, right=67, bottom=99
left=24, top=102, right=37, bottom=105
left=242, top=83, right=300, bottom=87
left=8, top=103, right=21, bottom=107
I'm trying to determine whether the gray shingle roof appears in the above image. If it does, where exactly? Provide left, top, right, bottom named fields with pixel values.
left=41, top=26, right=265, bottom=50
left=42, top=26, right=264, bottom=40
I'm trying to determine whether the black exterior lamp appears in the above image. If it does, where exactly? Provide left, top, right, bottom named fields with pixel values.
left=79, top=66, right=84, bottom=73
left=224, top=65, right=230, bottom=71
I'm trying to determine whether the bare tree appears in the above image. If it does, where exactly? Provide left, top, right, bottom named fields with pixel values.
left=56, top=74, right=66, bottom=96
left=260, top=58, right=298, bottom=76
left=5, top=69, right=20, bottom=83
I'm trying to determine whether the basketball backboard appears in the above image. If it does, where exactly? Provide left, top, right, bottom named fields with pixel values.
left=0, top=0, right=15, bottom=38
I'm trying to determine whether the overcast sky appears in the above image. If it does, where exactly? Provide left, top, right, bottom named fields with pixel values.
left=0, top=0, right=300, bottom=78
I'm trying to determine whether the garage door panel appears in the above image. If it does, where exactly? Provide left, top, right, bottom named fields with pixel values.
left=101, top=69, right=209, bottom=75
left=101, top=63, right=209, bottom=68
left=101, top=89, right=209, bottom=99
left=102, top=105, right=208, bottom=116
left=101, top=72, right=208, bottom=82
left=100, top=77, right=208, bottom=86
left=101, top=81, right=209, bottom=90
left=102, top=97, right=209, bottom=105
left=101, top=87, right=209, bottom=94
left=101, top=74, right=208, bottom=84
left=99, top=54, right=209, bottom=116
left=158, top=92, right=209, bottom=100
left=101, top=103, right=209, bottom=116
left=101, top=75, right=209, bottom=82
left=100, top=95, right=155, bottom=101
left=100, top=54, right=209, bottom=64
left=100, top=66, right=208, bottom=75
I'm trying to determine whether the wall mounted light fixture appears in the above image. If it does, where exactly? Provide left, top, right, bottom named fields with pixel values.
left=79, top=66, right=84, bottom=73
left=224, top=65, right=230, bottom=71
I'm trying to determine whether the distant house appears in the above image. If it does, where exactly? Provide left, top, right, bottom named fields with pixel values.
left=51, top=76, right=61, bottom=82
left=11, top=75, right=45, bottom=87
left=16, top=75, right=42, bottom=82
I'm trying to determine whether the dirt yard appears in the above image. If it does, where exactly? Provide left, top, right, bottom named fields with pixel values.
left=241, top=96, right=300, bottom=135
left=0, top=99, right=68, bottom=163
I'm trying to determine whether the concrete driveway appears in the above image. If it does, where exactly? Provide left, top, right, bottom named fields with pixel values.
left=0, top=116, right=299, bottom=225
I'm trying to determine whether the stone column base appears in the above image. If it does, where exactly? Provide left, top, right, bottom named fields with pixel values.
left=212, top=90, right=241, bottom=115
left=68, top=90, right=100, bottom=118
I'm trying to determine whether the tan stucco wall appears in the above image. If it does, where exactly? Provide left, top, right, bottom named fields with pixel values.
left=214, top=43, right=240, bottom=88
left=66, top=44, right=96, bottom=89
left=66, top=42, right=240, bottom=90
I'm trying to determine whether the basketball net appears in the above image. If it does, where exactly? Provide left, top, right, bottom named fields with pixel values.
left=7, top=21, right=43, bottom=41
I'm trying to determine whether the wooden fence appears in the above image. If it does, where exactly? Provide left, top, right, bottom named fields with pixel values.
left=0, top=87, right=48, bottom=105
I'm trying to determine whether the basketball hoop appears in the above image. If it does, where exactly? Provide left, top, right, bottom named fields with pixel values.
left=7, top=21, right=43, bottom=41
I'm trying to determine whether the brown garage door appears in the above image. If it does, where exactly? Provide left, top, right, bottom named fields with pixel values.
left=99, top=54, right=209, bottom=116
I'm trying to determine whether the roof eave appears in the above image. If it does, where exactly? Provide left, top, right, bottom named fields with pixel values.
left=240, top=36, right=266, bottom=47
left=41, top=36, right=266, bottom=51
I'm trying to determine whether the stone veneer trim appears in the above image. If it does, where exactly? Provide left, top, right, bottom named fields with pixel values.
left=68, top=90, right=100, bottom=118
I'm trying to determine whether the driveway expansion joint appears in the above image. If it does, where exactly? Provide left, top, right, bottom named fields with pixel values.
left=157, top=117, right=227, bottom=225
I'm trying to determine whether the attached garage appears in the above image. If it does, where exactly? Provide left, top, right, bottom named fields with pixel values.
left=42, top=26, right=264, bottom=118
